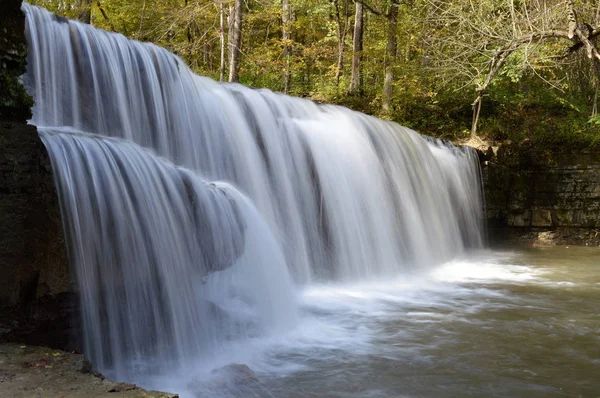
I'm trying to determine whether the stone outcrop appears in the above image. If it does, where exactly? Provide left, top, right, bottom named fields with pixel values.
left=482, top=142, right=600, bottom=246
left=0, top=0, right=71, bottom=347
left=188, top=363, right=270, bottom=397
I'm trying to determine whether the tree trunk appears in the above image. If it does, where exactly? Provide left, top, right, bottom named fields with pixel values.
left=96, top=1, right=116, bottom=32
left=78, top=0, right=93, bottom=24
left=227, top=5, right=234, bottom=65
left=333, top=0, right=347, bottom=88
left=348, top=2, right=363, bottom=95
left=203, top=43, right=211, bottom=69
left=382, top=3, right=398, bottom=113
left=186, top=0, right=192, bottom=43
left=282, top=0, right=292, bottom=92
left=137, top=0, right=146, bottom=38
left=219, top=0, right=226, bottom=81
left=592, top=5, right=600, bottom=117
left=508, top=0, right=517, bottom=37
left=471, top=96, right=483, bottom=137
left=593, top=84, right=598, bottom=117
left=228, top=0, right=243, bottom=83
left=593, top=61, right=600, bottom=117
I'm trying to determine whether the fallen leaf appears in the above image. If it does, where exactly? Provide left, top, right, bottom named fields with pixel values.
left=32, top=359, right=51, bottom=367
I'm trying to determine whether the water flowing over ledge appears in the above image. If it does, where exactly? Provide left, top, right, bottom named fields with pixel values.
left=22, top=1, right=485, bottom=390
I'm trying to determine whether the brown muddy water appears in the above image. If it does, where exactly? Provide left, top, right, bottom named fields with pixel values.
left=131, top=247, right=599, bottom=397
left=246, top=247, right=600, bottom=398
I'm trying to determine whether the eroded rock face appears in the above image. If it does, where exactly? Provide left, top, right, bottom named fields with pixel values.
left=0, top=0, right=71, bottom=348
left=0, top=121, right=69, bottom=306
left=482, top=142, right=600, bottom=245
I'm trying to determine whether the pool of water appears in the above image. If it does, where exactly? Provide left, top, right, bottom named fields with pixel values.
left=145, top=247, right=600, bottom=397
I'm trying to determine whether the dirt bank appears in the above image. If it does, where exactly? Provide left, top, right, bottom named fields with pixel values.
left=0, top=344, right=178, bottom=398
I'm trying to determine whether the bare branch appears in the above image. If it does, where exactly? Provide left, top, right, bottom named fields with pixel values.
left=96, top=0, right=116, bottom=32
left=352, top=0, right=383, bottom=17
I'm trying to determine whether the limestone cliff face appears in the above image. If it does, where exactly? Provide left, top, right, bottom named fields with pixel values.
left=482, top=143, right=600, bottom=245
left=0, top=0, right=72, bottom=347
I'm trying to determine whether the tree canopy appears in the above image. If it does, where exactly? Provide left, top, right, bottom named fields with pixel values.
left=29, top=0, right=600, bottom=148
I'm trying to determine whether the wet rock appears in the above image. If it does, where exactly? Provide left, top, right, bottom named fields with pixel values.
left=93, top=370, right=106, bottom=380
left=532, top=231, right=557, bottom=247
left=0, top=368, right=16, bottom=382
left=108, top=382, right=137, bottom=392
left=495, top=227, right=600, bottom=247
left=212, top=363, right=259, bottom=385
left=188, top=363, right=273, bottom=397
left=75, top=357, right=92, bottom=374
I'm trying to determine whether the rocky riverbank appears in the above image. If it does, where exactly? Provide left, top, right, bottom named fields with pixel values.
left=491, top=228, right=600, bottom=247
left=0, top=343, right=178, bottom=398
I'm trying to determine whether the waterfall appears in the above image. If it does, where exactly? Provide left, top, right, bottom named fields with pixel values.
left=22, top=2, right=484, bottom=385
left=40, top=127, right=297, bottom=378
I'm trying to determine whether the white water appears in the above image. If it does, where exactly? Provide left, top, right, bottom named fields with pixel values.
left=122, top=249, right=596, bottom=398
left=23, top=3, right=486, bottom=396
left=40, top=127, right=297, bottom=379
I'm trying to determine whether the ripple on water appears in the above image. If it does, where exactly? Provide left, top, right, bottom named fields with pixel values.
left=130, top=248, right=600, bottom=397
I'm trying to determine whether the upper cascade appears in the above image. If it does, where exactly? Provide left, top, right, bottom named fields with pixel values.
left=23, top=2, right=484, bottom=284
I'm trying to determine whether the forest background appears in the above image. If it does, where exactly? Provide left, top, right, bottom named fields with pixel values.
left=28, top=0, right=600, bottom=150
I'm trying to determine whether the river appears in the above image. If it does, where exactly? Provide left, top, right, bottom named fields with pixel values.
left=140, top=247, right=599, bottom=397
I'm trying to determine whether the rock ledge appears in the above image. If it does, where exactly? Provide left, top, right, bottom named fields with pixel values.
left=0, top=343, right=178, bottom=398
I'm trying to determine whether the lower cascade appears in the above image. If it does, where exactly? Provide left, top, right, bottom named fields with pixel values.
left=41, top=128, right=297, bottom=380
left=23, top=2, right=484, bottom=394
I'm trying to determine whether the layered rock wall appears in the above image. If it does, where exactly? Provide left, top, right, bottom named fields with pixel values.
left=483, top=144, right=600, bottom=245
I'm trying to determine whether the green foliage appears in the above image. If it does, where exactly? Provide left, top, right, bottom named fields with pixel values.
left=28, top=0, right=600, bottom=150
left=474, top=76, right=600, bottom=151
left=0, top=35, right=34, bottom=119
left=589, top=115, right=600, bottom=126
left=0, top=68, right=34, bottom=111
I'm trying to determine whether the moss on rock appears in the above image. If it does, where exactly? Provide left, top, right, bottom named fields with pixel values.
left=0, top=0, right=34, bottom=120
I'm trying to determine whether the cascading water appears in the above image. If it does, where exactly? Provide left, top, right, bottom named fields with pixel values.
left=40, top=127, right=297, bottom=380
left=22, top=3, right=485, bottom=395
